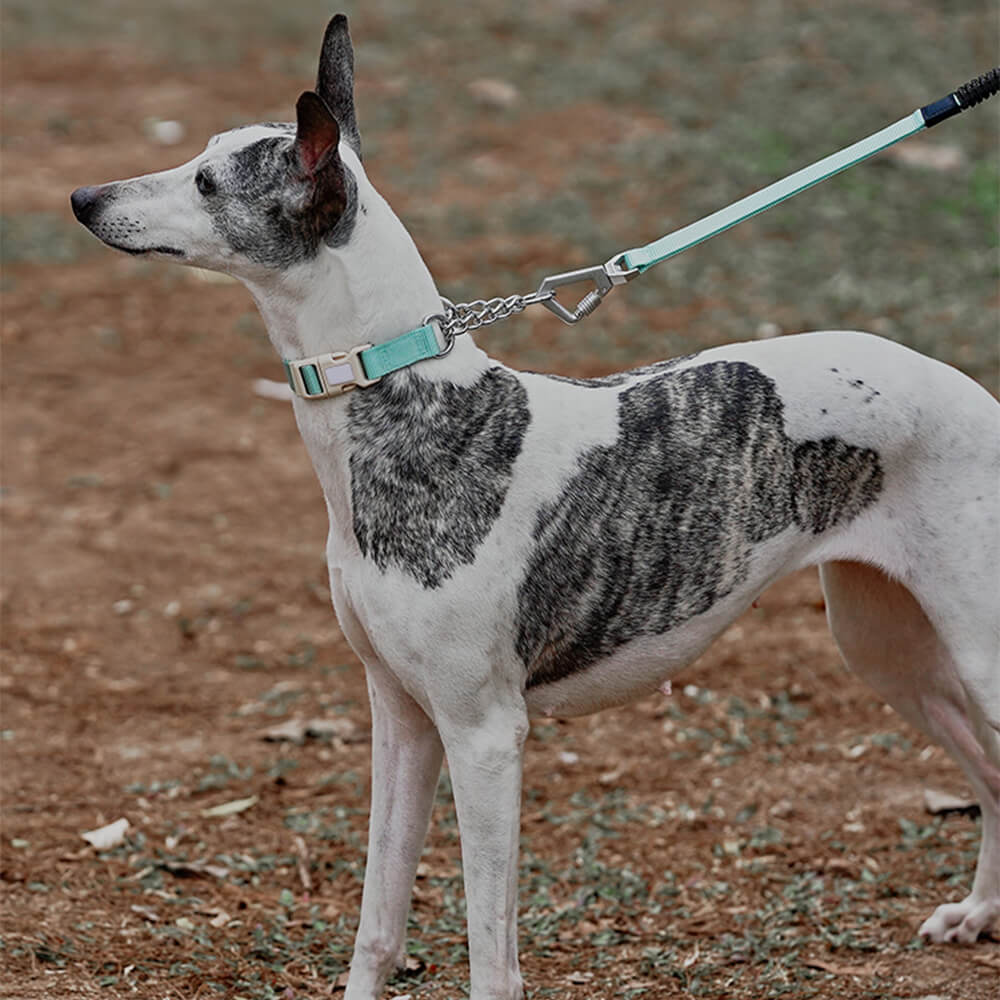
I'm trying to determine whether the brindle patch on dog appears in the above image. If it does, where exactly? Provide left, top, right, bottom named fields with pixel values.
left=204, top=130, right=358, bottom=268
left=516, top=361, right=883, bottom=687
left=348, top=368, right=531, bottom=589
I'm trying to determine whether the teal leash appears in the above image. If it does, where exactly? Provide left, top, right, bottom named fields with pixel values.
left=620, top=67, right=999, bottom=275
left=285, top=68, right=998, bottom=400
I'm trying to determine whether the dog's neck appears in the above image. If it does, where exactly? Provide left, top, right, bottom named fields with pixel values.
left=241, top=165, right=495, bottom=547
left=243, top=166, right=491, bottom=387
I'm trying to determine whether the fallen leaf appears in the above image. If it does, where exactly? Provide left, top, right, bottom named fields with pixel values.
left=130, top=904, right=159, bottom=922
left=682, top=943, right=701, bottom=969
left=259, top=717, right=364, bottom=744
left=201, top=795, right=258, bottom=818
left=160, top=859, right=230, bottom=880
left=260, top=718, right=309, bottom=743
left=196, top=905, right=232, bottom=928
left=60, top=848, right=93, bottom=862
left=599, top=764, right=626, bottom=786
left=823, top=858, right=857, bottom=875
left=306, top=717, right=365, bottom=742
left=923, top=788, right=980, bottom=817
left=294, top=835, right=312, bottom=892
left=81, top=817, right=129, bottom=850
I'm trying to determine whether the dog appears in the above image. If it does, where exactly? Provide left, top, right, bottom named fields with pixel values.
left=71, top=14, right=999, bottom=1000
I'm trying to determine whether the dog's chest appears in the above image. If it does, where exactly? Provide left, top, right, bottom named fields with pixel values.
left=346, top=367, right=531, bottom=589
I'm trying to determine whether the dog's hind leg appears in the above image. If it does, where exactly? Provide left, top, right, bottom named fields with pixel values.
left=820, top=560, right=1000, bottom=943
left=344, top=661, right=444, bottom=1000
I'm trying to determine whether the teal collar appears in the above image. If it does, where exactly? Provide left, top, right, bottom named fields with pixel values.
left=283, top=322, right=444, bottom=399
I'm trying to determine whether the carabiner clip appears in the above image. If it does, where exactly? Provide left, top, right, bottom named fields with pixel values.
left=535, top=254, right=639, bottom=325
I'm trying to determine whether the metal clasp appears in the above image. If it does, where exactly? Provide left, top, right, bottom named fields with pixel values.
left=535, top=254, right=639, bottom=325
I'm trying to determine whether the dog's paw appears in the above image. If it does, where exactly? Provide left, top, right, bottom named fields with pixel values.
left=918, top=897, right=1000, bottom=944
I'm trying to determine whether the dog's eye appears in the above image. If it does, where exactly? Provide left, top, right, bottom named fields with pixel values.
left=195, top=168, right=217, bottom=197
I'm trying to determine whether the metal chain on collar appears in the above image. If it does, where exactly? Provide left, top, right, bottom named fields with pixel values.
left=437, top=290, right=553, bottom=339
left=425, top=254, right=640, bottom=354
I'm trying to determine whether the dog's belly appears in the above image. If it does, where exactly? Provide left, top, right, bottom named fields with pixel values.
left=521, top=574, right=762, bottom=719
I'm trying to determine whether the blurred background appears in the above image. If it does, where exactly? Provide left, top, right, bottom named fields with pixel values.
left=4, top=0, right=998, bottom=380
left=2, top=3, right=998, bottom=998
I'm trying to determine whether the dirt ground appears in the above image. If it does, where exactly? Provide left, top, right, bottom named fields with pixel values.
left=2, top=5, right=999, bottom=999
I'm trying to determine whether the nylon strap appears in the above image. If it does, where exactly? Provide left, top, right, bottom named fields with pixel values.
left=621, top=110, right=927, bottom=273
left=360, top=323, right=440, bottom=379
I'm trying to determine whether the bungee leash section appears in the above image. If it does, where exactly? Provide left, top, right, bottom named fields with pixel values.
left=284, top=68, right=998, bottom=400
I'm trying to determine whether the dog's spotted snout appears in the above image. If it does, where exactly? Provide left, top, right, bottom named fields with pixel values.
left=70, top=185, right=104, bottom=226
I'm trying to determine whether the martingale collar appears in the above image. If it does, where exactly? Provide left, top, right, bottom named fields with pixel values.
left=283, top=322, right=444, bottom=399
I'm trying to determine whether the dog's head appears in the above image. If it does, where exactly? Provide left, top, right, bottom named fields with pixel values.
left=70, top=15, right=363, bottom=279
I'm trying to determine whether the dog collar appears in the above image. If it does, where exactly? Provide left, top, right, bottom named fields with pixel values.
left=283, top=322, right=444, bottom=399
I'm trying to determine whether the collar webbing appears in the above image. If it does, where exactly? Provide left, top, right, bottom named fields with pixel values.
left=283, top=322, right=441, bottom=399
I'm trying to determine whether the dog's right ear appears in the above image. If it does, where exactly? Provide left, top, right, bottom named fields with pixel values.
left=316, top=14, right=361, bottom=159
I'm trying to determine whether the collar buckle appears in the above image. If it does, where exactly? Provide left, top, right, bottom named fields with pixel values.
left=284, top=343, right=380, bottom=399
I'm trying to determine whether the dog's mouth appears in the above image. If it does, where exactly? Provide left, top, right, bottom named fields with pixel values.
left=104, top=240, right=185, bottom=258
left=71, top=186, right=185, bottom=259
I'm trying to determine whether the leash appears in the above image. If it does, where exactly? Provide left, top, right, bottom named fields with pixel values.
left=285, top=68, right=999, bottom=400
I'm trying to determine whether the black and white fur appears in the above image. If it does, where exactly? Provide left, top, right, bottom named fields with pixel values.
left=71, top=16, right=1000, bottom=999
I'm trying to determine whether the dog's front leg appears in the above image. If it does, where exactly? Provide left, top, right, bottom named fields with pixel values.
left=345, top=663, right=444, bottom=1000
left=440, top=703, right=529, bottom=1000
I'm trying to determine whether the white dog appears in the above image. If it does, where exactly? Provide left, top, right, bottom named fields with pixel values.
left=71, top=15, right=999, bottom=1000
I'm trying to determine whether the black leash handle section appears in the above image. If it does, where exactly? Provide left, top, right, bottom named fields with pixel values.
left=920, top=67, right=1000, bottom=127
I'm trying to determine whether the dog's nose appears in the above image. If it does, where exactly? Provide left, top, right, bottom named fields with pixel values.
left=70, top=185, right=102, bottom=225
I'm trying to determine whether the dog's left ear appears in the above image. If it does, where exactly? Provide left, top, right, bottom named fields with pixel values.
left=316, top=13, right=361, bottom=158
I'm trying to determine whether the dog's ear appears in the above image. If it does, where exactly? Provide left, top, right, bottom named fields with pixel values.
left=294, top=92, right=349, bottom=229
left=294, top=91, right=342, bottom=176
left=316, top=13, right=361, bottom=159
